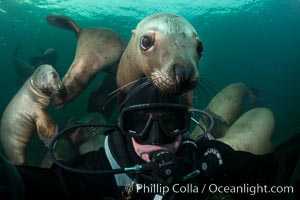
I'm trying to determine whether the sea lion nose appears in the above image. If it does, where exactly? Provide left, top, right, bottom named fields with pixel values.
left=174, top=64, right=195, bottom=86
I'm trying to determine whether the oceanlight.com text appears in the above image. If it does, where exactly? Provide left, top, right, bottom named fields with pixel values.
left=208, top=183, right=294, bottom=196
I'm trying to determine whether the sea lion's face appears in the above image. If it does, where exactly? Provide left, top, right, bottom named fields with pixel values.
left=32, top=64, right=66, bottom=102
left=133, top=13, right=203, bottom=95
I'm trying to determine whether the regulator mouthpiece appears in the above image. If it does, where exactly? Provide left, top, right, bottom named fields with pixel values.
left=149, top=150, right=178, bottom=178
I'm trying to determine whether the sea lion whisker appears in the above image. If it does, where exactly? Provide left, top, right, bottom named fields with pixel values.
left=105, top=77, right=150, bottom=108
left=116, top=13, right=200, bottom=96
left=140, top=77, right=175, bottom=102
left=193, top=84, right=212, bottom=107
left=201, top=77, right=220, bottom=92
left=100, top=78, right=146, bottom=110
left=108, top=77, right=148, bottom=97
left=147, top=83, right=161, bottom=98
left=192, top=78, right=219, bottom=107
left=200, top=79, right=219, bottom=100
left=119, top=80, right=152, bottom=108
left=100, top=92, right=119, bottom=109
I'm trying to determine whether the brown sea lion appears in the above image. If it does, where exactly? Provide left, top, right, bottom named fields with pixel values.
left=205, top=82, right=250, bottom=138
left=13, top=43, right=58, bottom=84
left=0, top=64, right=65, bottom=165
left=191, top=82, right=257, bottom=139
left=45, top=14, right=127, bottom=107
left=217, top=107, right=274, bottom=155
left=191, top=82, right=274, bottom=155
left=192, top=82, right=266, bottom=139
left=116, top=13, right=203, bottom=106
left=29, top=48, right=58, bottom=68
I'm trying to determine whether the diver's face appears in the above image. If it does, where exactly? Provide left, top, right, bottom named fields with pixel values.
left=131, top=135, right=182, bottom=162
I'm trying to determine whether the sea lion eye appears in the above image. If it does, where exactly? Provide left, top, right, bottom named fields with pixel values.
left=51, top=72, right=57, bottom=79
left=140, top=35, right=154, bottom=51
left=197, top=41, right=204, bottom=58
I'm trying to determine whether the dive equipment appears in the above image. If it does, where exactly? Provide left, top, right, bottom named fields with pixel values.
left=48, top=107, right=215, bottom=177
left=149, top=150, right=178, bottom=178
left=120, top=104, right=190, bottom=138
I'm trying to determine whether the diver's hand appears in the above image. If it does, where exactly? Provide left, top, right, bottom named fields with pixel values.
left=69, top=126, right=95, bottom=145
left=68, top=119, right=100, bottom=145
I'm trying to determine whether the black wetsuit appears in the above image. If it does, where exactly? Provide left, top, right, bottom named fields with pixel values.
left=1, top=130, right=299, bottom=200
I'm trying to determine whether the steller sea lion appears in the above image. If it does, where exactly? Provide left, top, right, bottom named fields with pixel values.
left=191, top=82, right=274, bottom=155
left=191, top=82, right=251, bottom=139
left=0, top=64, right=65, bottom=165
left=45, top=14, right=127, bottom=107
left=217, top=107, right=274, bottom=155
left=116, top=13, right=203, bottom=106
left=13, top=43, right=58, bottom=84
left=29, top=48, right=58, bottom=68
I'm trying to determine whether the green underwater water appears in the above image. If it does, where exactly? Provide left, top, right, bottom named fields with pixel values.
left=0, top=0, right=299, bottom=165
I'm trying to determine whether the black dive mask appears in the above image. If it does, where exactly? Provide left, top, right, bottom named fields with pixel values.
left=120, top=104, right=190, bottom=145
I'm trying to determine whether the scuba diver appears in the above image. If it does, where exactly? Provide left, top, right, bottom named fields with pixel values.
left=13, top=42, right=58, bottom=84
left=0, top=79, right=299, bottom=200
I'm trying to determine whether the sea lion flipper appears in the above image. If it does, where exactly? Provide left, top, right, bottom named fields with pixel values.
left=46, top=14, right=81, bottom=37
left=13, top=57, right=35, bottom=79
left=14, top=42, right=22, bottom=56
left=36, top=112, right=57, bottom=139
